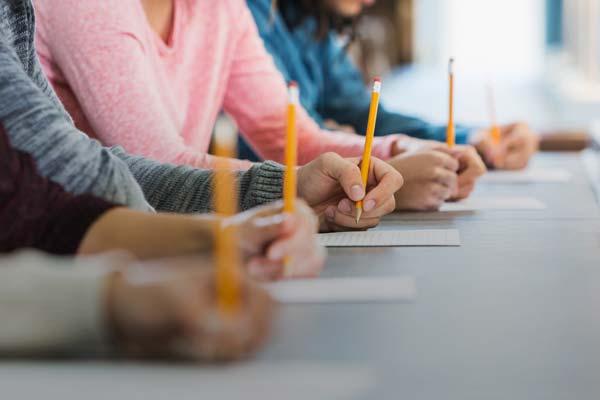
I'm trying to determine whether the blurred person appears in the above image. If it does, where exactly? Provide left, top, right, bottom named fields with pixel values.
left=33, top=0, right=483, bottom=208
left=246, top=0, right=539, bottom=171
left=0, top=121, right=324, bottom=280
left=0, top=0, right=402, bottom=232
left=0, top=251, right=274, bottom=361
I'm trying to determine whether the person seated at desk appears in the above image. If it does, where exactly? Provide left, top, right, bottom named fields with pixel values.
left=0, top=251, right=274, bottom=361
left=0, top=0, right=402, bottom=231
left=32, top=0, right=485, bottom=211
left=0, top=121, right=324, bottom=280
left=246, top=0, right=539, bottom=173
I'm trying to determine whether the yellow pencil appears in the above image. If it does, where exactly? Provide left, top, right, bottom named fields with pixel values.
left=487, top=83, right=502, bottom=145
left=283, top=82, right=299, bottom=268
left=355, top=77, right=382, bottom=224
left=447, top=58, right=456, bottom=148
left=213, top=116, right=241, bottom=316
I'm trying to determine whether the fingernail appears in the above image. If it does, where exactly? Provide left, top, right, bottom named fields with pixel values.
left=325, top=206, right=336, bottom=220
left=363, top=199, right=376, bottom=212
left=248, top=262, right=263, bottom=277
left=268, top=247, right=284, bottom=261
left=338, top=199, right=352, bottom=214
left=350, top=185, right=364, bottom=201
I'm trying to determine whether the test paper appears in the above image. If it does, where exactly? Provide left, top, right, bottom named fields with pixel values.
left=264, top=277, right=417, bottom=304
left=317, top=229, right=460, bottom=247
left=480, top=168, right=572, bottom=183
left=439, top=197, right=546, bottom=211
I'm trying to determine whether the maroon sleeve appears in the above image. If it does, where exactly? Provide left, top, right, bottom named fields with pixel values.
left=0, top=123, right=118, bottom=255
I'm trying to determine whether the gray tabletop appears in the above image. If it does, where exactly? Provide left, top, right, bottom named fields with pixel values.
left=1, top=152, right=599, bottom=400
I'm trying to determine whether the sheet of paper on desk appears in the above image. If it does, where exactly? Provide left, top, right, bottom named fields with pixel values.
left=439, top=197, right=546, bottom=211
left=480, top=168, right=572, bottom=183
left=264, top=277, right=416, bottom=304
left=317, top=229, right=460, bottom=247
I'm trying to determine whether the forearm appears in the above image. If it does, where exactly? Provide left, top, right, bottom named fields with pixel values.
left=78, top=209, right=220, bottom=260
left=113, top=147, right=284, bottom=213
left=0, top=251, right=120, bottom=356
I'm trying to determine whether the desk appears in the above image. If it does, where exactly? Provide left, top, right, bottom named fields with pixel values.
left=1, top=153, right=599, bottom=400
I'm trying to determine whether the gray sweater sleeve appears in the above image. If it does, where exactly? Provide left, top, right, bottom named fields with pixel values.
left=0, top=37, right=152, bottom=212
left=112, top=147, right=284, bottom=213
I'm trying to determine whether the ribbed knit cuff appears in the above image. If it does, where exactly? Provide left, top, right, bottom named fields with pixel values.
left=239, top=161, right=284, bottom=210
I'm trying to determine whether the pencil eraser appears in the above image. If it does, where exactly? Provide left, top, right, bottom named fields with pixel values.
left=373, top=77, right=381, bottom=83
left=288, top=81, right=298, bottom=87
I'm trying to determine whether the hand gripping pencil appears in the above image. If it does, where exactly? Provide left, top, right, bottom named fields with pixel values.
left=355, top=78, right=382, bottom=224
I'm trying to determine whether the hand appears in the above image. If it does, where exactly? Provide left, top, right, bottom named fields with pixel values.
left=324, top=119, right=358, bottom=135
left=390, top=137, right=445, bottom=157
left=388, top=151, right=459, bottom=211
left=472, top=123, right=539, bottom=170
left=297, top=152, right=404, bottom=232
left=436, top=145, right=487, bottom=200
left=224, top=201, right=325, bottom=281
left=106, top=259, right=275, bottom=362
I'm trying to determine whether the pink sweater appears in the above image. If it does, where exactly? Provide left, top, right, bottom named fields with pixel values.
left=33, top=0, right=399, bottom=169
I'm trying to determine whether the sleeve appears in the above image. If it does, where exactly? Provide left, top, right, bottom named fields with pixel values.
left=319, top=41, right=472, bottom=144
left=0, top=251, right=120, bottom=356
left=221, top=4, right=399, bottom=165
left=0, top=37, right=152, bottom=211
left=38, top=2, right=250, bottom=170
left=113, top=147, right=284, bottom=213
left=0, top=124, right=118, bottom=255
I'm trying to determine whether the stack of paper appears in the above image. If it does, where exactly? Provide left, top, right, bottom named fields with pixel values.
left=264, top=277, right=417, bottom=304
left=317, top=229, right=460, bottom=247
left=440, top=197, right=546, bottom=212
left=480, top=168, right=572, bottom=183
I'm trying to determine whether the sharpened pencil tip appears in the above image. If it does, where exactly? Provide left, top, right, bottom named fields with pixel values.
left=355, top=208, right=362, bottom=224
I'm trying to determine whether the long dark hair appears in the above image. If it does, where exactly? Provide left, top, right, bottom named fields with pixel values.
left=275, top=0, right=359, bottom=42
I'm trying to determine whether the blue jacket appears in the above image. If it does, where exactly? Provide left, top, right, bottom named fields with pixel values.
left=240, top=0, right=471, bottom=160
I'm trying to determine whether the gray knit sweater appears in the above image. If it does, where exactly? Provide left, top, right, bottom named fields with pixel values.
left=0, top=0, right=283, bottom=213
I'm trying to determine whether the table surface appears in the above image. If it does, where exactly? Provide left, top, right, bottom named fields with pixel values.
left=2, top=152, right=600, bottom=400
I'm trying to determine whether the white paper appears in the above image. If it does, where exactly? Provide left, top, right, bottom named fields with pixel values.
left=0, top=363, right=375, bottom=400
left=480, top=168, right=572, bottom=183
left=439, top=197, right=546, bottom=211
left=264, top=277, right=416, bottom=304
left=317, top=229, right=460, bottom=247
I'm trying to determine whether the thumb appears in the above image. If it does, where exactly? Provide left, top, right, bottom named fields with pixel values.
left=322, top=153, right=365, bottom=201
left=250, top=213, right=295, bottom=246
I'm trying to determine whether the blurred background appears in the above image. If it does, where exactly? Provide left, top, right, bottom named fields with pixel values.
left=353, top=0, right=599, bottom=149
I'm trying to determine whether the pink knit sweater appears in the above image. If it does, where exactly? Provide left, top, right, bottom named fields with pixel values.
left=34, top=0, right=399, bottom=169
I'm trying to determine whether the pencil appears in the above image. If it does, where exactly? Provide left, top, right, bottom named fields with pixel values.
left=447, top=58, right=455, bottom=147
left=355, top=77, right=382, bottom=224
left=283, top=82, right=299, bottom=269
left=213, top=116, right=241, bottom=316
left=487, top=83, right=502, bottom=145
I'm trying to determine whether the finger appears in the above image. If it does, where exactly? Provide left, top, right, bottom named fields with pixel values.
left=321, top=153, right=366, bottom=202
left=454, top=182, right=476, bottom=200
left=431, top=168, right=458, bottom=188
left=246, top=258, right=285, bottom=281
left=430, top=149, right=461, bottom=171
left=458, top=149, right=486, bottom=181
left=363, top=158, right=403, bottom=211
left=337, top=195, right=395, bottom=220
left=503, top=149, right=530, bottom=170
left=326, top=206, right=381, bottom=230
left=433, top=183, right=454, bottom=201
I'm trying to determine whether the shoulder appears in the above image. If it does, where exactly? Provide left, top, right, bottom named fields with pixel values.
left=33, top=0, right=145, bottom=36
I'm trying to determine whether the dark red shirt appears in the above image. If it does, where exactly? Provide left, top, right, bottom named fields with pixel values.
left=0, top=123, right=117, bottom=254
